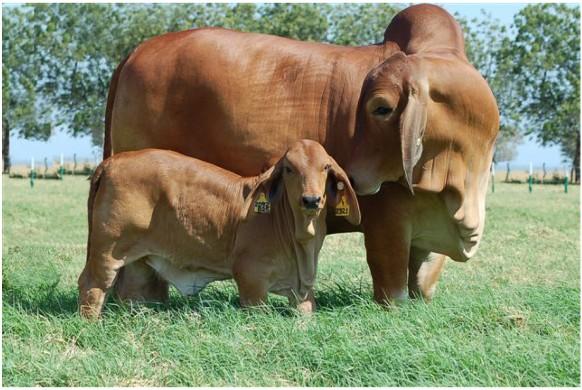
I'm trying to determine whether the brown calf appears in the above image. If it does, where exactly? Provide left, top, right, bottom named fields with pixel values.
left=78, top=140, right=360, bottom=318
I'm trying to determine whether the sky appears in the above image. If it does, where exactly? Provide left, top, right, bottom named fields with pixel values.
left=9, top=2, right=567, bottom=169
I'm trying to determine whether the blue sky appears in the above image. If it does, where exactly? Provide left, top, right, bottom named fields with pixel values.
left=9, top=3, right=566, bottom=168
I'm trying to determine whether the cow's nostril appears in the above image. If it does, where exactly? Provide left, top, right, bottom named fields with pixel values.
left=302, top=196, right=321, bottom=209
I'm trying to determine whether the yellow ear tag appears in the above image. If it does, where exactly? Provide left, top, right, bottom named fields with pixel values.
left=254, top=192, right=271, bottom=214
left=335, top=195, right=350, bottom=217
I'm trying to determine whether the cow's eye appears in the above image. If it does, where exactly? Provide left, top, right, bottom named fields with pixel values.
left=285, top=166, right=293, bottom=174
left=324, top=164, right=331, bottom=171
left=373, top=106, right=393, bottom=116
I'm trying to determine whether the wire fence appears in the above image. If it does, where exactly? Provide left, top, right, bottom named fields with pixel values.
left=5, top=154, right=578, bottom=193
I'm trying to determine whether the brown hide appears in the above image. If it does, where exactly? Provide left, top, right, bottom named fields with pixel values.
left=106, top=4, right=499, bottom=303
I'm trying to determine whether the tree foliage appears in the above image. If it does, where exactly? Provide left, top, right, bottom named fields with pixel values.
left=509, top=4, right=580, bottom=179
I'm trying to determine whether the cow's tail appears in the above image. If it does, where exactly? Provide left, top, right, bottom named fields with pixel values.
left=85, top=162, right=106, bottom=265
left=103, top=54, right=130, bottom=160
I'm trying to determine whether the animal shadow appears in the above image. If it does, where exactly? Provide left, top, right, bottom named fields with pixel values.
left=3, top=272, right=373, bottom=318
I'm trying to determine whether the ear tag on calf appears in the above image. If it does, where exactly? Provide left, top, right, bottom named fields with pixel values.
left=335, top=194, right=350, bottom=217
left=254, top=192, right=271, bottom=214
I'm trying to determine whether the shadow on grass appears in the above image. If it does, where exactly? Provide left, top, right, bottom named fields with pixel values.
left=3, top=275, right=374, bottom=318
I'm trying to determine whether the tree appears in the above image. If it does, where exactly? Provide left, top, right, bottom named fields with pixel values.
left=2, top=6, right=53, bottom=172
left=493, top=126, right=522, bottom=163
left=510, top=4, right=580, bottom=181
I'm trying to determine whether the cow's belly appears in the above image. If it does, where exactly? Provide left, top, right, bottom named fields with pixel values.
left=146, top=256, right=231, bottom=296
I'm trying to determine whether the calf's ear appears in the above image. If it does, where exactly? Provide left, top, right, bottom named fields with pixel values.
left=242, top=162, right=284, bottom=219
left=327, top=158, right=361, bottom=226
left=400, top=79, right=428, bottom=195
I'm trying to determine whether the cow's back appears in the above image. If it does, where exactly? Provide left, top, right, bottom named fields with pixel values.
left=110, top=28, right=386, bottom=176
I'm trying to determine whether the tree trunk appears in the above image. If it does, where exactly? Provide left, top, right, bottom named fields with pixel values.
left=573, top=131, right=580, bottom=183
left=2, top=119, right=10, bottom=174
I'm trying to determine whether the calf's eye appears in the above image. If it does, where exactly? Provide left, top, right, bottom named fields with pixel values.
left=285, top=166, right=293, bottom=174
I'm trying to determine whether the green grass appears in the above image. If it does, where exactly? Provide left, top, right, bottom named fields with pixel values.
left=3, top=177, right=580, bottom=386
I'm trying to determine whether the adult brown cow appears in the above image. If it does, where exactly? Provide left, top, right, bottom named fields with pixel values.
left=104, top=4, right=499, bottom=304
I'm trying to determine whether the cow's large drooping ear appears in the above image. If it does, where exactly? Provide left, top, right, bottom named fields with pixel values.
left=326, top=157, right=361, bottom=225
left=243, top=161, right=284, bottom=219
left=400, top=80, right=428, bottom=194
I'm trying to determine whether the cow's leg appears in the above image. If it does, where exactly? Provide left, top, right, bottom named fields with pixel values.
left=361, top=191, right=412, bottom=305
left=408, top=249, right=446, bottom=301
left=113, top=261, right=169, bottom=303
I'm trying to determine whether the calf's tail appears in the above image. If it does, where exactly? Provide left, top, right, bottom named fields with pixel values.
left=86, top=163, right=106, bottom=264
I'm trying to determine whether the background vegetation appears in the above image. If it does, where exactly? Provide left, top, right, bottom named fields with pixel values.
left=2, top=3, right=580, bottom=178
left=3, top=177, right=579, bottom=386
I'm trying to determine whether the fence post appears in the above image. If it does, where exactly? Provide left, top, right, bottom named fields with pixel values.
left=59, top=153, right=65, bottom=179
left=505, top=162, right=511, bottom=182
left=44, top=157, right=48, bottom=177
left=528, top=162, right=533, bottom=193
left=73, top=153, right=77, bottom=176
left=491, top=162, right=495, bottom=193
left=564, top=165, right=569, bottom=193
left=30, top=157, right=35, bottom=188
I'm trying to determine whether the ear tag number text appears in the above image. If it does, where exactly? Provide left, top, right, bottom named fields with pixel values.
left=254, top=192, right=271, bottom=214
left=335, top=194, right=350, bottom=217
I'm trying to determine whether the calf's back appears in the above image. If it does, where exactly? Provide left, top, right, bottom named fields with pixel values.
left=91, top=149, right=246, bottom=273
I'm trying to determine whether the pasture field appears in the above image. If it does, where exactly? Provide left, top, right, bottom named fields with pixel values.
left=2, top=176, right=580, bottom=386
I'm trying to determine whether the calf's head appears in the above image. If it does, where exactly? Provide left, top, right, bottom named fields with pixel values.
left=257, top=140, right=360, bottom=241
left=348, top=52, right=427, bottom=195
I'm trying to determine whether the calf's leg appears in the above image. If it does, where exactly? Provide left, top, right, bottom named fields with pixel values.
left=113, top=261, right=169, bottom=303
left=78, top=251, right=124, bottom=319
left=232, top=258, right=270, bottom=308
left=79, top=238, right=147, bottom=319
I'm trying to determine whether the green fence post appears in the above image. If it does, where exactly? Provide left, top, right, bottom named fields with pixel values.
left=59, top=153, right=65, bottom=179
left=30, top=157, right=35, bottom=188
left=528, top=162, right=533, bottom=193
left=564, top=170, right=569, bottom=194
